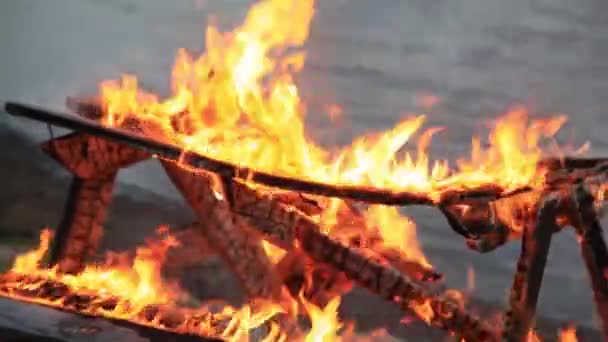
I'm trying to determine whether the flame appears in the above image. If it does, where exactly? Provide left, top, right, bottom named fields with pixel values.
left=11, top=228, right=52, bottom=274
left=97, top=0, right=569, bottom=200
left=261, top=240, right=287, bottom=265
left=559, top=325, right=578, bottom=342
left=527, top=330, right=542, bottom=342
left=94, top=0, right=574, bottom=272
left=302, top=294, right=343, bottom=342
left=2, top=229, right=293, bottom=340
left=408, top=299, right=434, bottom=324
left=17, top=0, right=588, bottom=338
left=9, top=227, right=179, bottom=314
left=363, top=206, right=430, bottom=268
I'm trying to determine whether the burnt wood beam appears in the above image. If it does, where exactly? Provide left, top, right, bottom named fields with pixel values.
left=503, top=193, right=561, bottom=342
left=571, top=184, right=608, bottom=338
left=49, top=174, right=115, bottom=274
left=161, top=161, right=283, bottom=302
left=40, top=133, right=149, bottom=273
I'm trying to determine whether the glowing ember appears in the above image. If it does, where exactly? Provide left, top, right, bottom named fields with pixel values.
left=558, top=325, right=578, bottom=342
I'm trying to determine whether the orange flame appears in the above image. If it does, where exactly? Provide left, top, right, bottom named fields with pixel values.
left=559, top=325, right=578, bottom=342
left=31, top=0, right=589, bottom=338
left=3, top=229, right=292, bottom=340
left=94, top=0, right=575, bottom=271
left=302, top=294, right=343, bottom=342
left=11, top=228, right=52, bottom=274
left=98, top=0, right=569, bottom=200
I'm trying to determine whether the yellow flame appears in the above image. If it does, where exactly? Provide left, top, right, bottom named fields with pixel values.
left=11, top=228, right=52, bottom=274
left=302, top=295, right=343, bottom=342
left=559, top=325, right=578, bottom=342
left=95, top=0, right=575, bottom=273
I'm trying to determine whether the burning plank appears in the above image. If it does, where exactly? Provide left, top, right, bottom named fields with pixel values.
left=570, top=184, right=608, bottom=334
left=5, top=100, right=601, bottom=341
left=0, top=296, right=221, bottom=342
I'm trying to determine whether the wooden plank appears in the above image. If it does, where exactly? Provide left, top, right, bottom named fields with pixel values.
left=50, top=174, right=116, bottom=273
left=0, top=296, right=220, bottom=342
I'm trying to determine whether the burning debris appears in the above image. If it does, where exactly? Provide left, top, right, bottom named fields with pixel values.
left=0, top=0, right=607, bottom=341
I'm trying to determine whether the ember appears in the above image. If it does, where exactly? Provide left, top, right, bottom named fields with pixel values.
left=1, top=0, right=608, bottom=340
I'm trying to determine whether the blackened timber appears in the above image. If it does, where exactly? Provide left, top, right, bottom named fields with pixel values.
left=571, top=184, right=608, bottom=338
left=503, top=193, right=561, bottom=342
left=50, top=174, right=116, bottom=273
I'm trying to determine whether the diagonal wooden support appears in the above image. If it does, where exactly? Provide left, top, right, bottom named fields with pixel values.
left=503, top=192, right=561, bottom=342
left=160, top=161, right=283, bottom=301
left=49, top=174, right=115, bottom=273
left=228, top=181, right=441, bottom=283
left=42, top=133, right=150, bottom=273
left=571, top=184, right=608, bottom=338
left=152, top=161, right=491, bottom=339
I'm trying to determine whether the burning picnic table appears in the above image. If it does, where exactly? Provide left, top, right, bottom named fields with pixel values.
left=1, top=0, right=607, bottom=341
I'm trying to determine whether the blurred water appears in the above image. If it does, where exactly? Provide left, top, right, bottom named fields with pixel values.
left=2, top=0, right=608, bottom=327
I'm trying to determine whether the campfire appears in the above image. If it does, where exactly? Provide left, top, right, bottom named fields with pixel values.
left=1, top=0, right=607, bottom=341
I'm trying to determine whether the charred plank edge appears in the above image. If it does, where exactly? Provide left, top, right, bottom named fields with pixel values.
left=503, top=193, right=560, bottom=342
left=571, top=184, right=608, bottom=339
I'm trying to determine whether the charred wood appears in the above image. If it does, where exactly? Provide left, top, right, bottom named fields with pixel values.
left=293, top=218, right=498, bottom=341
left=570, top=184, right=608, bottom=339
left=502, top=193, right=560, bottom=342
left=49, top=174, right=116, bottom=274
left=161, top=161, right=283, bottom=302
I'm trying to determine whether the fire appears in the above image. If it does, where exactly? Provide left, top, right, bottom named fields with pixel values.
left=364, top=206, right=430, bottom=268
left=8, top=227, right=179, bottom=314
left=16, top=0, right=588, bottom=338
left=558, top=325, right=578, bottom=342
left=93, top=0, right=576, bottom=270
left=2, top=229, right=358, bottom=341
left=408, top=299, right=434, bottom=324
left=302, top=294, right=343, bottom=342
left=11, top=228, right=52, bottom=274
left=96, top=0, right=572, bottom=199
